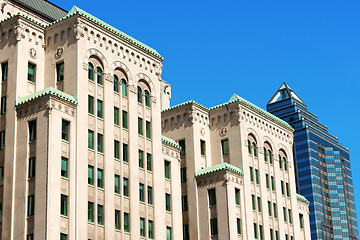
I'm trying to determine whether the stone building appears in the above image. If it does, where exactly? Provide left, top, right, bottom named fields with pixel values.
left=161, top=94, right=311, bottom=239
left=0, top=0, right=311, bottom=239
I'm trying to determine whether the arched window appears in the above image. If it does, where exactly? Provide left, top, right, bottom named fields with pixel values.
left=97, top=67, right=103, bottom=85
left=114, top=75, right=119, bottom=92
left=283, top=157, right=287, bottom=171
left=144, top=90, right=150, bottom=107
left=268, top=150, right=272, bottom=164
left=121, top=79, right=127, bottom=97
left=279, top=154, right=283, bottom=169
left=252, top=142, right=257, bottom=157
left=88, top=63, right=94, bottom=80
left=264, top=147, right=267, bottom=162
left=137, top=86, right=142, bottom=104
left=247, top=139, right=252, bottom=155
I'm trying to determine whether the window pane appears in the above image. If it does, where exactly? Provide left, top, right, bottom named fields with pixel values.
left=0, top=131, right=4, bottom=150
left=97, top=99, right=103, bottom=118
left=27, top=195, right=34, bottom=216
left=122, top=111, right=128, bottom=129
left=1, top=62, right=8, bottom=82
left=179, top=140, right=186, bottom=155
left=124, top=212, right=130, bottom=232
left=235, top=188, right=240, bottom=205
left=114, top=107, right=119, bottom=125
left=0, top=166, right=3, bottom=186
left=140, top=217, right=145, bottom=237
left=97, top=67, right=103, bottom=85
left=147, top=153, right=152, bottom=172
left=137, top=87, right=142, bottom=103
left=114, top=75, right=119, bottom=92
left=237, top=218, right=241, bottom=234
left=247, top=139, right=252, bottom=154
left=253, top=142, right=257, bottom=157
left=121, top=79, right=127, bottom=96
left=123, top=178, right=129, bottom=197
left=28, top=63, right=36, bottom=82
left=145, top=90, right=150, bottom=107
left=88, top=130, right=94, bottom=149
left=138, top=118, right=143, bottom=135
left=210, top=218, right=218, bottom=235
left=221, top=139, right=229, bottom=155
left=148, top=220, right=154, bottom=239
left=115, top=209, right=121, bottom=230
left=88, top=165, right=94, bottom=185
left=139, top=150, right=144, bottom=168
left=61, top=120, right=70, bottom=141
left=164, top=161, right=170, bottom=179
left=208, top=189, right=216, bottom=206
left=182, top=195, right=188, bottom=212
left=97, top=204, right=103, bottom=225
left=1, top=96, right=6, bottom=115
left=166, top=193, right=171, bottom=212
left=60, top=194, right=68, bottom=216
left=88, top=95, right=94, bottom=114
left=97, top=169, right=103, bottom=188
left=61, top=157, right=68, bottom=178
left=97, top=133, right=103, bottom=153
left=200, top=140, right=205, bottom=156
left=88, top=63, right=94, bottom=80
left=115, top=175, right=120, bottom=194
left=148, top=186, right=153, bottom=205
left=250, top=167, right=253, bottom=182
left=139, top=183, right=145, bottom=202
left=88, top=202, right=94, bottom=222
left=114, top=140, right=120, bottom=159
left=181, top=167, right=186, bottom=183
left=264, top=147, right=267, bottom=162
left=29, top=120, right=36, bottom=141
left=123, top=144, right=128, bottom=162
left=28, top=157, right=35, bottom=178
left=56, top=62, right=64, bottom=82
left=146, top=121, right=151, bottom=139
left=167, top=227, right=172, bottom=240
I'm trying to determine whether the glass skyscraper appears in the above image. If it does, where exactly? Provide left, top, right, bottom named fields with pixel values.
left=266, top=83, right=358, bottom=240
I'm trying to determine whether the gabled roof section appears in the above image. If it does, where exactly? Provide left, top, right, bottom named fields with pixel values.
left=267, top=82, right=305, bottom=105
left=161, top=136, right=181, bottom=149
left=15, top=87, right=78, bottom=107
left=195, top=163, right=244, bottom=178
left=296, top=193, right=310, bottom=204
left=52, top=6, right=163, bottom=61
left=9, top=0, right=67, bottom=21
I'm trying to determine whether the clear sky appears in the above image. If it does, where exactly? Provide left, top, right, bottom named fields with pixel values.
left=54, top=0, right=360, bottom=223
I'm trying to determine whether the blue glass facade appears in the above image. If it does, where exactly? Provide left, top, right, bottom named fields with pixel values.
left=267, top=83, right=358, bottom=240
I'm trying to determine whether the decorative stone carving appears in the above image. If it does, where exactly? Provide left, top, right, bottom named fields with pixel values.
left=55, top=46, right=64, bottom=59
left=219, top=127, right=227, bottom=136
left=200, top=128, right=205, bottom=136
left=73, top=21, right=84, bottom=40
left=14, top=20, right=24, bottom=41
left=29, top=48, right=36, bottom=59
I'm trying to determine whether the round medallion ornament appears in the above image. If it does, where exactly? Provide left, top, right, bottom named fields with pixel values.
left=200, top=128, right=205, bottom=136
left=55, top=46, right=64, bottom=59
left=29, top=48, right=37, bottom=59
left=219, top=127, right=228, bottom=137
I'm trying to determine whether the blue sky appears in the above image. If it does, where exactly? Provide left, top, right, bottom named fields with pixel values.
left=55, top=0, right=360, bottom=222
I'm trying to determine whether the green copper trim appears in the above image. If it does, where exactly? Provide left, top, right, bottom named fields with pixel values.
left=296, top=193, right=310, bottom=204
left=195, top=162, right=244, bottom=178
left=0, top=12, right=45, bottom=27
left=161, top=135, right=181, bottom=149
left=15, top=87, right=78, bottom=107
left=161, top=100, right=209, bottom=113
left=48, top=6, right=163, bottom=60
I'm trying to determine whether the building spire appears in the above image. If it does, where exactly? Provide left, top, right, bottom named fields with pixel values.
left=267, top=82, right=305, bottom=105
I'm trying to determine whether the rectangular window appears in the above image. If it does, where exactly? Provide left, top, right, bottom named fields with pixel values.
left=235, top=188, right=240, bottom=205
left=167, top=226, right=172, bottom=240
left=200, top=140, right=206, bottom=156
left=286, top=182, right=290, bottom=197
left=221, top=139, right=229, bottom=155
left=257, top=196, right=262, bottom=212
left=56, top=62, right=64, bottom=82
left=279, top=155, right=282, bottom=169
left=88, top=202, right=94, bottom=222
left=123, top=177, right=129, bottom=197
left=208, top=188, right=216, bottom=206
left=97, top=204, right=104, bottom=225
left=61, top=157, right=68, bottom=178
left=88, top=165, right=94, bottom=185
left=288, top=209, right=292, bottom=224
left=148, top=186, right=153, bottom=205
left=0, top=131, right=4, bottom=150
left=148, top=220, right=154, bottom=239
left=26, top=234, right=34, bottom=240
left=27, top=195, right=35, bottom=216
left=273, top=203, right=277, bottom=218
left=259, top=225, right=263, bottom=240
left=123, top=143, right=128, bottom=162
left=255, top=169, right=259, bottom=184
left=28, top=63, right=36, bottom=82
left=166, top=193, right=171, bottom=212
left=183, top=224, right=189, bottom=240
left=182, top=195, right=188, bottom=212
left=275, top=231, right=279, bottom=240
left=97, top=99, right=103, bottom=119
left=254, top=223, right=258, bottom=239
left=271, top=176, right=275, bottom=191
left=283, top=207, right=287, bottom=222
left=146, top=121, right=151, bottom=139
left=114, top=140, right=120, bottom=159
left=29, top=120, right=36, bottom=141
left=61, top=120, right=70, bottom=141
left=139, top=150, right=144, bottom=168
left=268, top=201, right=272, bottom=216
left=179, top=139, right=186, bottom=155
left=122, top=110, right=128, bottom=129
left=88, top=130, right=94, bottom=149
left=281, top=181, right=285, bottom=195
left=139, top=183, right=145, bottom=202
left=252, top=194, right=256, bottom=210
left=97, top=168, right=103, bottom=188
left=0, top=166, right=3, bottom=186
left=266, top=174, right=269, bottom=188
left=1, top=62, right=8, bottom=82
left=147, top=153, right=152, bottom=171
left=138, top=117, right=143, bottom=135
left=250, top=167, right=254, bottom=182
left=164, top=161, right=170, bottom=179
left=114, top=174, right=120, bottom=194
left=210, top=218, right=218, bottom=235
left=28, top=157, right=35, bottom=178
left=1, top=96, right=6, bottom=115
left=60, top=233, right=67, bottom=240
left=124, top=212, right=130, bottom=232
left=60, top=194, right=68, bottom=216
left=237, top=218, right=241, bottom=234
left=114, top=76, right=119, bottom=93
left=97, top=133, right=103, bottom=153
left=270, top=229, right=274, bottom=240
left=88, top=95, right=94, bottom=114
left=264, top=147, right=267, bottom=162
left=269, top=152, right=273, bottom=164
left=115, top=209, right=121, bottom=230
left=140, top=217, right=146, bottom=237
left=299, top=214, right=304, bottom=229
left=114, top=107, right=119, bottom=125
left=181, top=167, right=186, bottom=183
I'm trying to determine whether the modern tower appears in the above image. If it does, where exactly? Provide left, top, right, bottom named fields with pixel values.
left=267, top=83, right=358, bottom=240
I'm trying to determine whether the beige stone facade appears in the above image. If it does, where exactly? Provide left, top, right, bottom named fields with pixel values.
left=0, top=1, right=311, bottom=239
